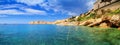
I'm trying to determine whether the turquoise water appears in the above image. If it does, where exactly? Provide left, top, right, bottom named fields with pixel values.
left=0, top=24, right=119, bottom=45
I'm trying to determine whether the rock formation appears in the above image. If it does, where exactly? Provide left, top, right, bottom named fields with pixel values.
left=29, top=0, right=120, bottom=29
left=54, top=0, right=120, bottom=29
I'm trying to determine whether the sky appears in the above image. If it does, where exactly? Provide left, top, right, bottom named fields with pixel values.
left=0, top=0, right=95, bottom=24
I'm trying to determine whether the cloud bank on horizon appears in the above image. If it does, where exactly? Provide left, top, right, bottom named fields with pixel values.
left=0, top=0, right=95, bottom=16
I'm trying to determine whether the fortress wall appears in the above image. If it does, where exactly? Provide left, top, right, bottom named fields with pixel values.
left=94, top=3, right=98, bottom=10
left=96, top=1, right=120, bottom=15
left=99, top=3, right=106, bottom=8
left=111, top=0, right=118, bottom=2
left=100, top=1, right=120, bottom=10
left=94, top=0, right=100, bottom=10
left=94, top=0, right=119, bottom=10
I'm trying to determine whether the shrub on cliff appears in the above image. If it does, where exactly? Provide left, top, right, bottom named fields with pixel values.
left=77, top=16, right=84, bottom=21
left=89, top=13, right=96, bottom=18
left=77, top=13, right=96, bottom=21
left=110, top=8, right=120, bottom=15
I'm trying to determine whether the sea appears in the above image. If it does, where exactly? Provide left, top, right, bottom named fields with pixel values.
left=0, top=24, right=118, bottom=45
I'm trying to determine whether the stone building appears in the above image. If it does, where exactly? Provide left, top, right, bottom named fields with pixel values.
left=94, top=0, right=120, bottom=15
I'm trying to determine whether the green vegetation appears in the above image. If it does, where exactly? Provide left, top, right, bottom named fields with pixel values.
left=88, top=13, right=96, bottom=18
left=77, top=13, right=96, bottom=21
left=77, top=16, right=85, bottom=21
left=68, top=16, right=76, bottom=22
left=70, top=8, right=120, bottom=22
left=110, top=8, right=120, bottom=15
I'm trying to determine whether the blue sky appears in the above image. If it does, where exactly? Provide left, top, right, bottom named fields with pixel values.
left=0, top=0, right=95, bottom=24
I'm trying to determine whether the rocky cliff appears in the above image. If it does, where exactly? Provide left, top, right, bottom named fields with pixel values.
left=54, top=6, right=120, bottom=28
left=29, top=0, right=120, bottom=29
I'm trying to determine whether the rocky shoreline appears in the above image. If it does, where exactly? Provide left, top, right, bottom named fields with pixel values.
left=29, top=0, right=120, bottom=29
left=54, top=8, right=120, bottom=29
left=29, top=8, right=120, bottom=29
left=53, top=0, right=120, bottom=29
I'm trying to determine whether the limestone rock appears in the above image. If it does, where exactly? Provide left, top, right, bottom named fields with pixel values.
left=99, top=23, right=109, bottom=28
left=110, top=15, right=120, bottom=26
left=79, top=21, right=92, bottom=26
left=118, top=27, right=120, bottom=30
left=88, top=18, right=103, bottom=27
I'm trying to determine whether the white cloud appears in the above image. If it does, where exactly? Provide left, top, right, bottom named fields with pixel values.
left=0, top=9, right=25, bottom=15
left=86, top=0, right=96, bottom=10
left=0, top=8, right=47, bottom=15
left=24, top=8, right=47, bottom=15
left=1, top=0, right=96, bottom=16
left=68, top=12, right=78, bottom=16
left=20, top=0, right=59, bottom=13
left=39, top=0, right=83, bottom=15
left=0, top=4, right=28, bottom=10
left=40, top=2, right=51, bottom=11
left=47, top=0, right=95, bottom=15
left=16, top=0, right=82, bottom=15
left=16, top=0, right=45, bottom=5
left=0, top=4, right=47, bottom=15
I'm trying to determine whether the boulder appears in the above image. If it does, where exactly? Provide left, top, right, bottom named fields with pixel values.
left=99, top=23, right=109, bottom=28
left=110, top=15, right=120, bottom=26
left=118, top=27, right=120, bottom=30
left=88, top=18, right=103, bottom=27
left=79, top=21, right=92, bottom=26
left=79, top=19, right=95, bottom=26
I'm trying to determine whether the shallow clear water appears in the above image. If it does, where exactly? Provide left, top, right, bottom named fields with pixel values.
left=0, top=24, right=119, bottom=45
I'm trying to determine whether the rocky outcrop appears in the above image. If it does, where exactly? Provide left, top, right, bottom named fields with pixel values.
left=110, top=15, right=120, bottom=26
left=87, top=18, right=103, bottom=27
left=99, top=23, right=110, bottom=28
left=54, top=14, right=120, bottom=28
left=53, top=0, right=120, bottom=28
left=79, top=14, right=120, bottom=28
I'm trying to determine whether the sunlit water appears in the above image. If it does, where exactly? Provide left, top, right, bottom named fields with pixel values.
left=0, top=24, right=120, bottom=45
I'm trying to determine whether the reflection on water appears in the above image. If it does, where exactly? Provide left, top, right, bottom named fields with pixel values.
left=0, top=24, right=120, bottom=45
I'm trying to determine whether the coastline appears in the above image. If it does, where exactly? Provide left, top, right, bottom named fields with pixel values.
left=29, top=0, right=120, bottom=29
left=53, top=0, right=120, bottom=29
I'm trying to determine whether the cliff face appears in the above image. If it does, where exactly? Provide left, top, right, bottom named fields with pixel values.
left=54, top=9, right=120, bottom=28
left=54, top=0, right=120, bottom=28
